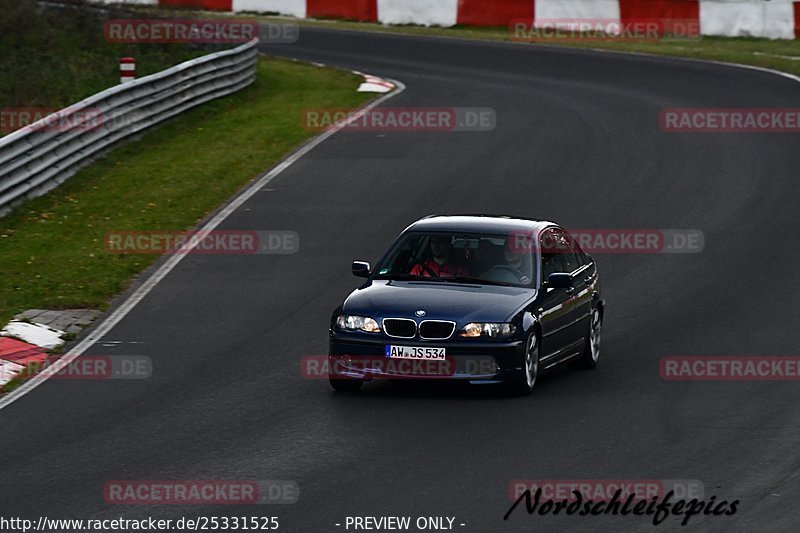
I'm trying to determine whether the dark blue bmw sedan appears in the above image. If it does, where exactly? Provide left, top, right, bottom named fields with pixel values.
left=328, top=215, right=604, bottom=395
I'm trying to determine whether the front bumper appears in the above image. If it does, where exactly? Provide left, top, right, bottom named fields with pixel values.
left=328, top=330, right=525, bottom=383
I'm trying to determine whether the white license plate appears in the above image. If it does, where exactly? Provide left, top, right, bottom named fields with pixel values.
left=386, top=345, right=446, bottom=360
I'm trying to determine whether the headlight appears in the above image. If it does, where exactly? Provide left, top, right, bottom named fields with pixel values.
left=336, top=314, right=381, bottom=333
left=460, top=322, right=517, bottom=338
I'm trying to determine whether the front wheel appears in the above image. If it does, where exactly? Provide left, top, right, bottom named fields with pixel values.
left=576, top=305, right=602, bottom=369
left=508, top=333, right=539, bottom=396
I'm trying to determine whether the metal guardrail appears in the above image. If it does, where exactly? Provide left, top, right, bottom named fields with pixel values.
left=0, top=38, right=258, bottom=216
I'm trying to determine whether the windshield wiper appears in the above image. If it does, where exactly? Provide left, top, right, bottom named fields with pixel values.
left=375, top=273, right=445, bottom=282
left=442, top=276, right=516, bottom=287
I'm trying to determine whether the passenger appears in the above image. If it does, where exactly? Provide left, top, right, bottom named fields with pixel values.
left=410, top=235, right=468, bottom=278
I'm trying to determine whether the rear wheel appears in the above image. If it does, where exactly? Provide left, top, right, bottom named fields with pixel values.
left=576, top=305, right=602, bottom=369
left=509, top=333, right=539, bottom=396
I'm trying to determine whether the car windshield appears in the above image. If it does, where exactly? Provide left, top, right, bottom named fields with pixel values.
left=373, top=231, right=537, bottom=287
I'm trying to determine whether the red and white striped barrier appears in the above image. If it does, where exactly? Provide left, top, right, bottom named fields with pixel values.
left=308, top=0, right=377, bottom=21
left=355, top=73, right=396, bottom=93
left=0, top=337, right=48, bottom=388
left=120, top=57, right=136, bottom=84
left=96, top=0, right=159, bottom=4
left=153, top=0, right=800, bottom=40
left=233, top=0, right=306, bottom=17
left=699, top=0, right=797, bottom=40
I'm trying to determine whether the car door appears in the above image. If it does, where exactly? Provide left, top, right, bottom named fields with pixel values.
left=559, top=231, right=594, bottom=352
left=536, top=228, right=581, bottom=366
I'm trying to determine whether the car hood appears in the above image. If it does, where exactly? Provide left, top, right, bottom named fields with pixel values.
left=343, top=280, right=536, bottom=323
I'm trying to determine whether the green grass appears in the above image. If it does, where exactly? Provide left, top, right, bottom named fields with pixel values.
left=0, top=0, right=203, bottom=109
left=0, top=56, right=373, bottom=325
left=161, top=9, right=800, bottom=78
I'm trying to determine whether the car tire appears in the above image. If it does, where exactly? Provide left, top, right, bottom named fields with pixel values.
left=509, top=333, right=539, bottom=396
left=576, top=305, right=602, bottom=369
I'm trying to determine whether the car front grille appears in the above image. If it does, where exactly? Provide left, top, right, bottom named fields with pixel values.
left=419, top=320, right=455, bottom=340
left=383, top=318, right=417, bottom=338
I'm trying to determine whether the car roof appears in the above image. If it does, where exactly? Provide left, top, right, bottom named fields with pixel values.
left=405, top=214, right=557, bottom=236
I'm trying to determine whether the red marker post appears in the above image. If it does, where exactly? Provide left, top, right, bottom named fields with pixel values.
left=120, top=57, right=135, bottom=84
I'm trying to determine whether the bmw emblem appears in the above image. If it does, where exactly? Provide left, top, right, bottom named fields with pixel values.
left=415, top=309, right=426, bottom=317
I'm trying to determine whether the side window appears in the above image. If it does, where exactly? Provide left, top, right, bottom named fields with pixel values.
left=554, top=230, right=581, bottom=274
left=564, top=231, right=592, bottom=270
left=573, top=237, right=591, bottom=267
left=540, top=230, right=566, bottom=279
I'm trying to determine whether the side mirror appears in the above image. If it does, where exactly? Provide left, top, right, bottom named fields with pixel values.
left=352, top=261, right=371, bottom=278
left=547, top=273, right=572, bottom=289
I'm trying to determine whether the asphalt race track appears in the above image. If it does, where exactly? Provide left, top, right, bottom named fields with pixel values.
left=1, top=27, right=799, bottom=532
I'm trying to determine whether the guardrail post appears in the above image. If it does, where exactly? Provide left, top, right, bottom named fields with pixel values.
left=120, top=57, right=136, bottom=84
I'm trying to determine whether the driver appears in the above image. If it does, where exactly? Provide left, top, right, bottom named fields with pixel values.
left=410, top=235, right=468, bottom=278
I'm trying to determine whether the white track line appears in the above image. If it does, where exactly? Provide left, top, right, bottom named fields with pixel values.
left=700, top=59, right=800, bottom=85
left=0, top=74, right=406, bottom=412
left=583, top=46, right=800, bottom=85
